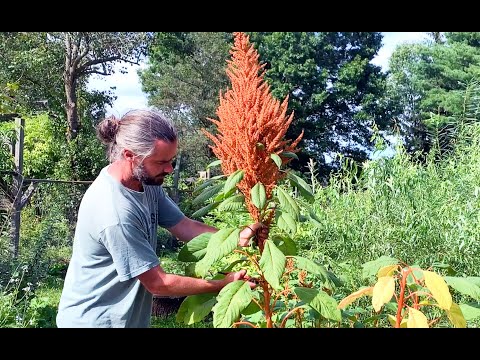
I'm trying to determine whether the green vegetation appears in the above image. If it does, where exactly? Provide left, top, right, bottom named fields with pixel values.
left=2, top=32, right=480, bottom=327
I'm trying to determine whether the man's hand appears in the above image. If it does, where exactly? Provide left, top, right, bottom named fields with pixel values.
left=223, top=269, right=257, bottom=289
left=238, top=222, right=268, bottom=247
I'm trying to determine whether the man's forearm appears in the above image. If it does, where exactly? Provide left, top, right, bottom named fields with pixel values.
left=168, top=217, right=217, bottom=243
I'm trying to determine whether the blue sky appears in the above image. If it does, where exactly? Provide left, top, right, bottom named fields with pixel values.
left=87, top=32, right=429, bottom=117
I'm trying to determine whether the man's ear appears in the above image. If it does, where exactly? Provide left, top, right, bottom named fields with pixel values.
left=123, top=149, right=136, bottom=163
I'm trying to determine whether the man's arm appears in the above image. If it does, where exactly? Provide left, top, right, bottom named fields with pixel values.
left=167, top=217, right=267, bottom=246
left=137, top=265, right=253, bottom=297
left=167, top=217, right=216, bottom=243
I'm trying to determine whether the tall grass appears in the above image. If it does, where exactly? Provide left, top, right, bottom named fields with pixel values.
left=304, top=122, right=480, bottom=282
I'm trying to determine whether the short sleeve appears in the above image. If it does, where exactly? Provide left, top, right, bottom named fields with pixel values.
left=157, top=188, right=185, bottom=227
left=101, top=224, right=160, bottom=281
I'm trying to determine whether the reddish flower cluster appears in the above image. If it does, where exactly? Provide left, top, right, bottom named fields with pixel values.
left=203, top=32, right=303, bottom=224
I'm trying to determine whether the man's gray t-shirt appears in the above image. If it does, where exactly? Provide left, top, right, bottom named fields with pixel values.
left=56, top=166, right=185, bottom=328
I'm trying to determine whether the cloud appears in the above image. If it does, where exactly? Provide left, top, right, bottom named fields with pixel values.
left=87, top=62, right=149, bottom=117
left=371, top=32, right=429, bottom=71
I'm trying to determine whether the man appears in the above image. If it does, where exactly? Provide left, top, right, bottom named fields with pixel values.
left=56, top=109, right=264, bottom=328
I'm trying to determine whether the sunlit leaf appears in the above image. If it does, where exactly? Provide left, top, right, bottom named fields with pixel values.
left=270, top=153, right=282, bottom=168
left=362, top=256, right=399, bottom=280
left=372, top=276, right=395, bottom=312
left=423, top=270, right=452, bottom=310
left=446, top=302, right=467, bottom=328
left=177, top=232, right=211, bottom=262
left=176, top=293, right=217, bottom=325
left=251, top=182, right=266, bottom=210
left=377, top=264, right=399, bottom=278
left=276, top=186, right=300, bottom=220
left=223, top=169, right=244, bottom=194
left=212, top=281, right=253, bottom=328
left=337, top=286, right=374, bottom=309
left=444, top=276, right=480, bottom=302
left=407, top=308, right=429, bottom=328
left=259, top=240, right=286, bottom=291
left=294, top=287, right=341, bottom=322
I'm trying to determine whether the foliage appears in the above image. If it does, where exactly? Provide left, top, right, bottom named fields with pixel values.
left=387, top=32, right=480, bottom=157
left=338, top=256, right=472, bottom=328
left=174, top=32, right=342, bottom=329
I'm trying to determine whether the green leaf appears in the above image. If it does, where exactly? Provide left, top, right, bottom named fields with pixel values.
left=217, top=194, right=246, bottom=212
left=294, top=287, right=341, bottom=322
left=362, top=256, right=399, bottom=279
left=176, top=293, right=217, bottom=325
left=251, top=182, right=266, bottom=210
left=223, top=169, right=244, bottom=194
left=276, top=186, right=300, bottom=220
left=292, top=256, right=330, bottom=282
left=276, top=211, right=297, bottom=236
left=194, top=228, right=240, bottom=277
left=259, top=240, right=286, bottom=291
left=271, top=234, right=297, bottom=256
left=287, top=172, right=314, bottom=202
left=444, top=276, right=480, bottom=302
left=270, top=153, right=282, bottom=168
left=212, top=281, right=253, bottom=328
left=280, top=151, right=298, bottom=160
left=459, top=303, right=480, bottom=321
left=193, top=175, right=224, bottom=194
left=191, top=201, right=220, bottom=219
left=206, top=159, right=222, bottom=169
left=192, top=183, right=224, bottom=205
left=177, top=232, right=211, bottom=262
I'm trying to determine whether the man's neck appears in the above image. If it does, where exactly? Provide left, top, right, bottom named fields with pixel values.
left=107, top=161, right=143, bottom=192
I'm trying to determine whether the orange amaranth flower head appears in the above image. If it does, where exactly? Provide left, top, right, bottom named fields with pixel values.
left=203, top=32, right=303, bottom=223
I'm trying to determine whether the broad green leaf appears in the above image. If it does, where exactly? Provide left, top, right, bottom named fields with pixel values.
left=362, top=256, right=399, bottom=279
left=241, top=297, right=262, bottom=315
left=191, top=201, right=220, bottom=219
left=212, top=281, right=253, bottom=328
left=176, top=293, right=217, bottom=325
left=192, top=183, right=224, bottom=205
left=277, top=211, right=297, bottom=236
left=372, top=276, right=395, bottom=312
left=217, top=194, right=245, bottom=212
left=270, top=153, right=282, bottom=168
left=194, top=228, right=239, bottom=277
left=292, top=256, right=329, bottom=282
left=294, top=287, right=341, bottom=322
left=337, top=286, right=373, bottom=309
left=276, top=186, right=300, bottom=220
left=377, top=264, right=399, bottom=278
left=259, top=240, right=286, bottom=291
left=444, top=276, right=480, bottom=302
left=177, top=232, right=211, bottom=262
left=280, top=151, right=298, bottom=160
left=193, top=175, right=225, bottom=194
left=223, top=169, right=244, bottom=194
left=423, top=270, right=452, bottom=310
left=459, top=303, right=480, bottom=321
left=206, top=159, right=222, bottom=169
left=251, top=182, right=266, bottom=210
left=287, top=172, right=314, bottom=202
left=446, top=302, right=466, bottom=328
left=466, top=276, right=480, bottom=287
left=271, top=234, right=297, bottom=256
left=407, top=308, right=429, bottom=328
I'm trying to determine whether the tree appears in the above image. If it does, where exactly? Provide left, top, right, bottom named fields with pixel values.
left=140, top=32, right=393, bottom=178
left=139, top=32, right=233, bottom=176
left=247, top=32, right=393, bottom=176
left=388, top=32, right=480, bottom=157
left=0, top=32, right=152, bottom=140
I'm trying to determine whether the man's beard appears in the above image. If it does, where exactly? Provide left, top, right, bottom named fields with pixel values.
left=132, top=162, right=165, bottom=186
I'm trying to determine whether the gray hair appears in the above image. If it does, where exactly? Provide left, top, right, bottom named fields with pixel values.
left=96, top=109, right=177, bottom=163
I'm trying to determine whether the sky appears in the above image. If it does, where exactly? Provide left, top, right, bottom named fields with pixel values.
left=87, top=32, right=430, bottom=118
